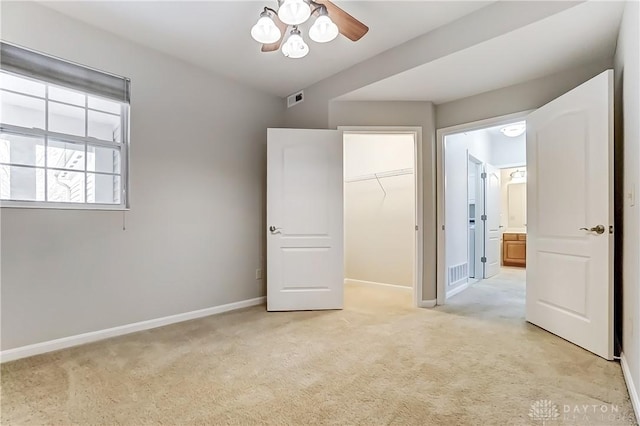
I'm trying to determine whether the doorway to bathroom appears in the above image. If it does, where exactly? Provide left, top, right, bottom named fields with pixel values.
left=439, top=118, right=527, bottom=302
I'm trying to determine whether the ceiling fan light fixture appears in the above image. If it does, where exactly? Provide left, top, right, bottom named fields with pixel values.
left=251, top=11, right=282, bottom=44
left=309, top=14, right=339, bottom=43
left=277, top=0, right=311, bottom=26
left=282, top=28, right=309, bottom=59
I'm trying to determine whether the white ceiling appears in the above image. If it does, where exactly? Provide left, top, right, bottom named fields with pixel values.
left=39, top=1, right=492, bottom=97
left=337, top=1, right=624, bottom=103
left=452, top=121, right=526, bottom=148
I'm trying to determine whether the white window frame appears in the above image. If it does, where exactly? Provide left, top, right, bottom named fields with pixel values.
left=0, top=70, right=130, bottom=210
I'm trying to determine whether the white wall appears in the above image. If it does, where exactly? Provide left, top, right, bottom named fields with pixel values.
left=488, top=131, right=526, bottom=168
left=0, top=2, right=284, bottom=350
left=344, top=134, right=414, bottom=179
left=614, top=0, right=640, bottom=415
left=444, top=130, right=491, bottom=288
left=344, top=133, right=415, bottom=287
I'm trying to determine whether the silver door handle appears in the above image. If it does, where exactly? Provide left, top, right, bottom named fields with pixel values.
left=269, top=226, right=282, bottom=234
left=579, top=225, right=605, bottom=234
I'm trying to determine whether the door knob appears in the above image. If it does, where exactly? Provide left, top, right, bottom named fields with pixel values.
left=579, top=225, right=605, bottom=234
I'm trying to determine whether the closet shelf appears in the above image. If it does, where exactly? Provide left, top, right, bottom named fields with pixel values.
left=344, top=168, right=414, bottom=197
left=344, top=168, right=413, bottom=183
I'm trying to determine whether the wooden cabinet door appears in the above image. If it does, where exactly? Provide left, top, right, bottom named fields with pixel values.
left=502, top=233, right=526, bottom=267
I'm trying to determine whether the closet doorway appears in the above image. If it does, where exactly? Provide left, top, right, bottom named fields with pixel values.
left=341, top=129, right=422, bottom=308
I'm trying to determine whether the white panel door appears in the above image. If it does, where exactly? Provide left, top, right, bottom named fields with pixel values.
left=526, top=70, right=613, bottom=360
left=484, top=163, right=501, bottom=278
left=267, top=128, right=344, bottom=311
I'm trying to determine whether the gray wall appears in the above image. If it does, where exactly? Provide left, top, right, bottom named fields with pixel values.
left=277, top=2, right=611, bottom=305
left=329, top=101, right=437, bottom=301
left=323, top=61, right=613, bottom=302
left=435, top=57, right=613, bottom=129
left=614, top=0, right=640, bottom=407
left=283, top=1, right=578, bottom=129
left=0, top=2, right=284, bottom=350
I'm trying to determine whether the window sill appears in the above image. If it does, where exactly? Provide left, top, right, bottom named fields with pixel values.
left=0, top=201, right=129, bottom=211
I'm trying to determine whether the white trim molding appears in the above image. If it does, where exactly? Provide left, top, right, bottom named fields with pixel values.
left=344, top=278, right=412, bottom=291
left=446, top=282, right=470, bottom=300
left=0, top=297, right=266, bottom=363
left=418, top=299, right=437, bottom=308
left=621, top=352, right=640, bottom=422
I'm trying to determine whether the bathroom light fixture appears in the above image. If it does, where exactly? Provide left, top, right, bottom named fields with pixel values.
left=250, top=1, right=368, bottom=58
left=510, top=169, right=526, bottom=182
left=500, top=122, right=526, bottom=137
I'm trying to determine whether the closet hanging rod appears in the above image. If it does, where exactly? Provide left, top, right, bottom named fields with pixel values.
left=344, top=168, right=413, bottom=183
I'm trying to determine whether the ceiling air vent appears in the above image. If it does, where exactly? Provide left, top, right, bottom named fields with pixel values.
left=287, top=91, right=304, bottom=108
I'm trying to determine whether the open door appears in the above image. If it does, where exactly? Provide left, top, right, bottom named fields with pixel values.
left=526, top=70, right=613, bottom=360
left=483, top=163, right=501, bottom=278
left=266, top=128, right=344, bottom=311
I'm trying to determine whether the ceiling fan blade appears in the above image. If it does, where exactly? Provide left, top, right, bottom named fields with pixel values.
left=315, top=0, right=369, bottom=42
left=261, top=15, right=288, bottom=52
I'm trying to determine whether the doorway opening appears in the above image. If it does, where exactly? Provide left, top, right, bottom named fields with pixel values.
left=342, top=129, right=422, bottom=308
left=437, top=114, right=528, bottom=307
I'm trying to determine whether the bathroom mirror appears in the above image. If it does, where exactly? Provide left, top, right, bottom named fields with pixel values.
left=507, top=183, right=527, bottom=229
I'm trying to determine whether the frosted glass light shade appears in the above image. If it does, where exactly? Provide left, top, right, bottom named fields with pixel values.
left=282, top=32, right=309, bottom=59
left=278, top=0, right=311, bottom=25
left=309, top=15, right=339, bottom=43
left=251, top=15, right=282, bottom=44
left=500, top=122, right=526, bottom=137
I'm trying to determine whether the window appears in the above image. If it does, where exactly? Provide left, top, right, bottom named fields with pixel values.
left=0, top=42, right=130, bottom=209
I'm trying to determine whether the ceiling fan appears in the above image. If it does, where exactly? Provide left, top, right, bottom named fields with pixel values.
left=250, top=0, right=369, bottom=59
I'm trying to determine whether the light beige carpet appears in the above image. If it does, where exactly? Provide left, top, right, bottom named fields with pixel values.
left=1, top=270, right=637, bottom=425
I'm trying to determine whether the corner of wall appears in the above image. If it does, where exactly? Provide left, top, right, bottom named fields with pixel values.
left=614, top=0, right=640, bottom=409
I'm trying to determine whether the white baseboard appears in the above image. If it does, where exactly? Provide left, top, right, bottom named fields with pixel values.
left=418, top=299, right=437, bottom=308
left=446, top=282, right=469, bottom=299
left=344, top=278, right=412, bottom=291
left=621, top=352, right=640, bottom=422
left=0, top=296, right=266, bottom=363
